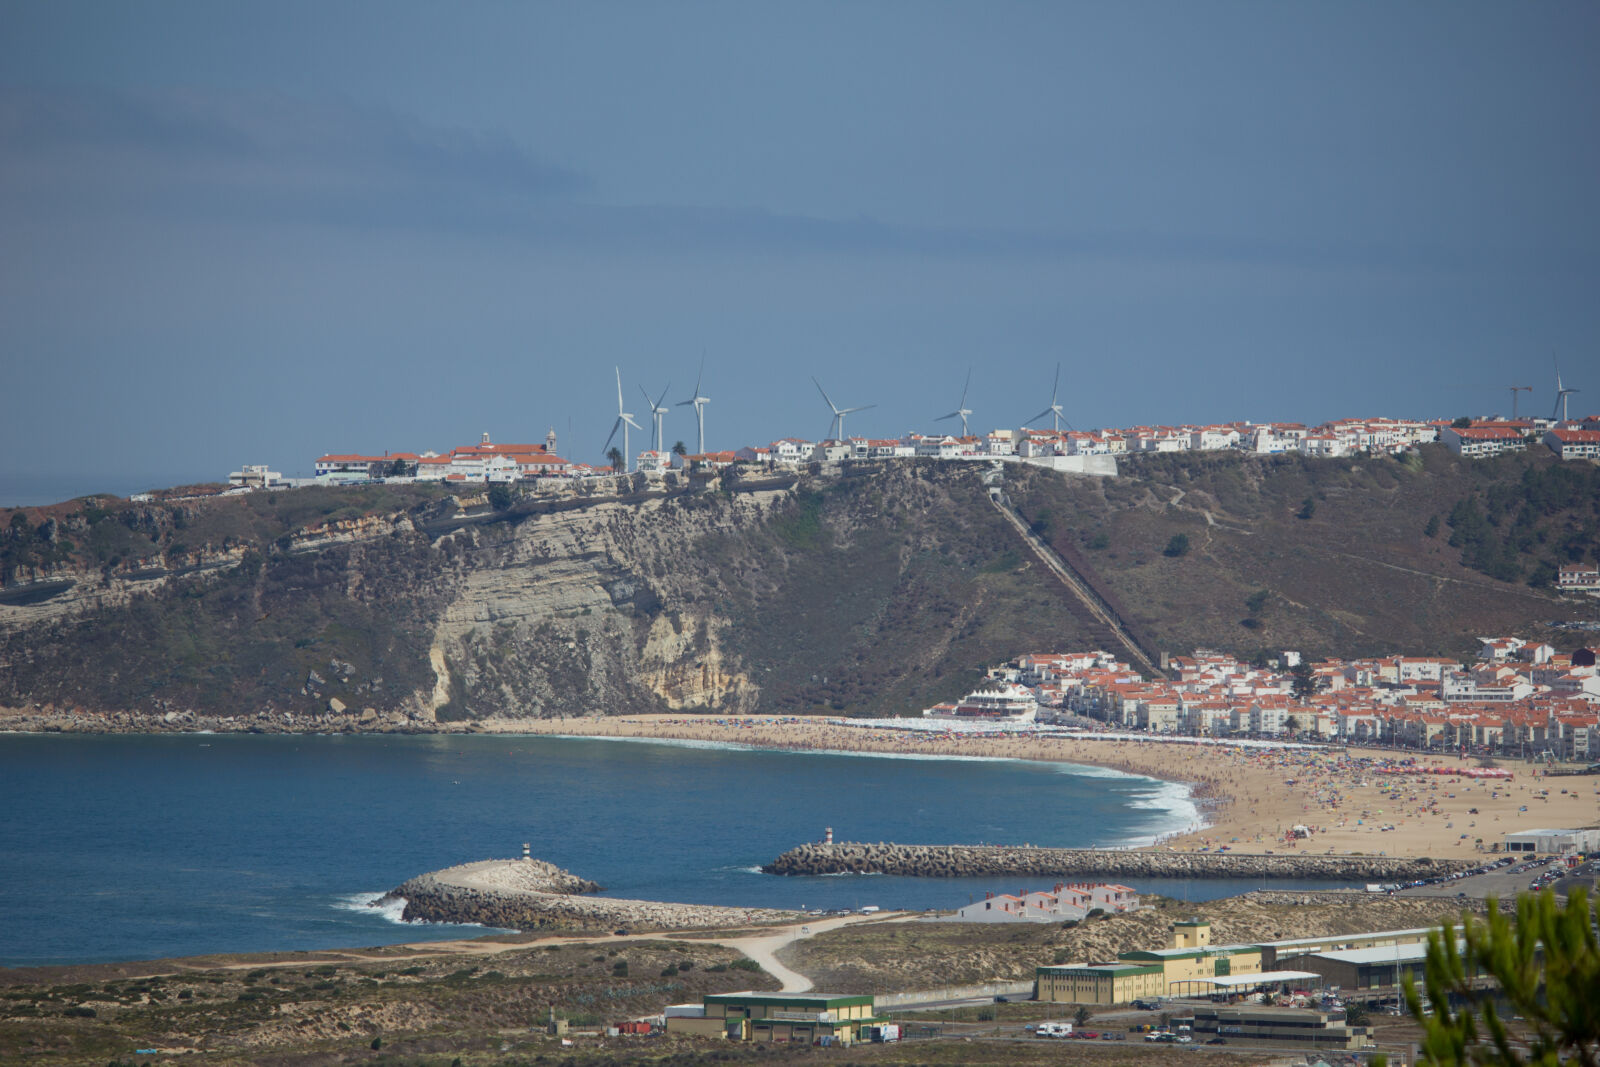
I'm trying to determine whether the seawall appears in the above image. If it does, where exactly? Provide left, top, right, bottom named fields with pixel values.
left=383, top=857, right=798, bottom=932
left=761, top=842, right=1475, bottom=881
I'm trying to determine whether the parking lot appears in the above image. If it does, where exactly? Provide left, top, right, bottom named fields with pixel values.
left=1396, top=854, right=1592, bottom=900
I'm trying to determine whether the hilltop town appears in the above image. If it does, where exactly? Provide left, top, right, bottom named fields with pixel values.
left=239, top=411, right=1600, bottom=493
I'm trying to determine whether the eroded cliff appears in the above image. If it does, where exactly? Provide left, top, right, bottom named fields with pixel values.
left=0, top=464, right=1104, bottom=722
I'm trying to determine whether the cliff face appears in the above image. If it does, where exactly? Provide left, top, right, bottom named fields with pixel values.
left=0, top=465, right=1107, bottom=721
left=2, top=453, right=1587, bottom=725
left=420, top=489, right=789, bottom=719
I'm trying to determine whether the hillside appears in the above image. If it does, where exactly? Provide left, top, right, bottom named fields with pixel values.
left=1, top=453, right=1593, bottom=724
left=1007, top=446, right=1595, bottom=663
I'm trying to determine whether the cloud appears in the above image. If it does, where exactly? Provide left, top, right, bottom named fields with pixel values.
left=0, top=86, right=590, bottom=228
left=5, top=85, right=1578, bottom=282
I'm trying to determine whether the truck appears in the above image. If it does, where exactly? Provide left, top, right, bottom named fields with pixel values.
left=866, top=1023, right=900, bottom=1042
left=1036, top=1022, right=1073, bottom=1038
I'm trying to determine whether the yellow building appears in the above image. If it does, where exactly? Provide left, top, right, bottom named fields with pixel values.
left=665, top=992, right=880, bottom=1044
left=1037, top=918, right=1265, bottom=1004
left=1035, top=962, right=1165, bottom=1005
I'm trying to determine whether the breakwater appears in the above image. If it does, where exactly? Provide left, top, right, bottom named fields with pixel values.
left=383, top=858, right=799, bottom=932
left=761, top=842, right=1474, bottom=881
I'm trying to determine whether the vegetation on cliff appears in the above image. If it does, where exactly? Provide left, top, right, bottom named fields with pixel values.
left=1007, top=446, right=1590, bottom=663
left=2, top=450, right=1591, bottom=721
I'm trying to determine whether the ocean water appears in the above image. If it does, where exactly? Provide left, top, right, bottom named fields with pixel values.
left=0, top=733, right=1352, bottom=967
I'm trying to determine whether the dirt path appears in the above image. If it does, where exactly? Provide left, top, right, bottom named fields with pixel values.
left=717, top=913, right=898, bottom=992
left=165, top=913, right=902, bottom=993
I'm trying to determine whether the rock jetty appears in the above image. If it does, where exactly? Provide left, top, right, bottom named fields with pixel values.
left=761, top=842, right=1474, bottom=881
left=382, top=857, right=799, bottom=932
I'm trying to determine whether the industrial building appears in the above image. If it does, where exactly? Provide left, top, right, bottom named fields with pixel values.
left=1035, top=961, right=1166, bottom=1005
left=1188, top=1005, right=1374, bottom=1051
left=1038, top=919, right=1270, bottom=1004
left=1281, top=940, right=1474, bottom=994
left=664, top=992, right=882, bottom=1044
left=1256, top=927, right=1435, bottom=970
left=1502, top=827, right=1600, bottom=854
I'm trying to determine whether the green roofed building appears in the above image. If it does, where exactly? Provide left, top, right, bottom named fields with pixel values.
left=1036, top=962, right=1165, bottom=1005
left=666, top=992, right=883, bottom=1045
left=1038, top=916, right=1266, bottom=1004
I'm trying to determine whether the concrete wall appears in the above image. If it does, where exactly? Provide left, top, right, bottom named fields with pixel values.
left=876, top=980, right=1035, bottom=1009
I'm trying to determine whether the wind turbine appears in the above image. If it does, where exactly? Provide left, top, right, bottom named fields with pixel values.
left=813, top=377, right=875, bottom=441
left=1506, top=385, right=1531, bottom=420
left=640, top=383, right=671, bottom=453
left=602, top=367, right=643, bottom=471
left=1023, top=362, right=1071, bottom=433
left=1553, top=359, right=1580, bottom=421
left=936, top=369, right=975, bottom=437
left=676, top=359, right=711, bottom=454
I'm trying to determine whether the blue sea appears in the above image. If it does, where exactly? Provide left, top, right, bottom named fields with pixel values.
left=0, top=733, right=1355, bottom=967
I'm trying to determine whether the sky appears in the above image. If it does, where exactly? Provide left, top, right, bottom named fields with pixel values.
left=2, top=1, right=1597, bottom=504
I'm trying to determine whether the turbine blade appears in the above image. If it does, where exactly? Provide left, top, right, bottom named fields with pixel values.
left=1050, top=361, right=1061, bottom=405
left=640, top=384, right=654, bottom=409
left=676, top=398, right=695, bottom=407
left=603, top=418, right=621, bottom=454
left=655, top=383, right=671, bottom=409
left=958, top=368, right=971, bottom=408
left=1023, top=408, right=1055, bottom=426
left=841, top=403, right=876, bottom=415
left=937, top=411, right=959, bottom=421
left=624, top=414, right=643, bottom=431
left=615, top=366, right=625, bottom=412
left=813, top=377, right=839, bottom=414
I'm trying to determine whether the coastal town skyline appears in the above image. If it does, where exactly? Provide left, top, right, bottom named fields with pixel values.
left=4, top=4, right=1597, bottom=504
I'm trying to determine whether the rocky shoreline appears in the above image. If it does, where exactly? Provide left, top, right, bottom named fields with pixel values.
left=0, top=707, right=491, bottom=735
left=382, top=858, right=800, bottom=932
left=761, top=842, right=1476, bottom=880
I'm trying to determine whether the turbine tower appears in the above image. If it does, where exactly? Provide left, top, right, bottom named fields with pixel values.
left=602, top=366, right=643, bottom=471
left=1506, top=385, right=1530, bottom=420
left=1023, top=362, right=1071, bottom=433
left=813, top=377, right=875, bottom=441
left=1553, top=359, right=1580, bottom=421
left=936, top=369, right=975, bottom=437
left=676, top=359, right=711, bottom=454
left=640, top=382, right=671, bottom=453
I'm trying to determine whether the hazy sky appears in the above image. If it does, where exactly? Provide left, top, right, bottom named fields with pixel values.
left=3, top=2, right=1596, bottom=503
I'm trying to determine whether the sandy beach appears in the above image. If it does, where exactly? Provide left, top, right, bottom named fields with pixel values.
left=489, top=714, right=1600, bottom=858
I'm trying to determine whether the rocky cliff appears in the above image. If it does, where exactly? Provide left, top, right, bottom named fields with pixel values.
left=0, top=465, right=1110, bottom=721
left=2, top=452, right=1586, bottom=725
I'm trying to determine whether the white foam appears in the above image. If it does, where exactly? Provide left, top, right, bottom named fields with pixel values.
left=331, top=892, right=507, bottom=931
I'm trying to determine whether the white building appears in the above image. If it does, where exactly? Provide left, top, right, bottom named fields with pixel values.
left=229, top=465, right=283, bottom=488
left=1502, top=828, right=1600, bottom=854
